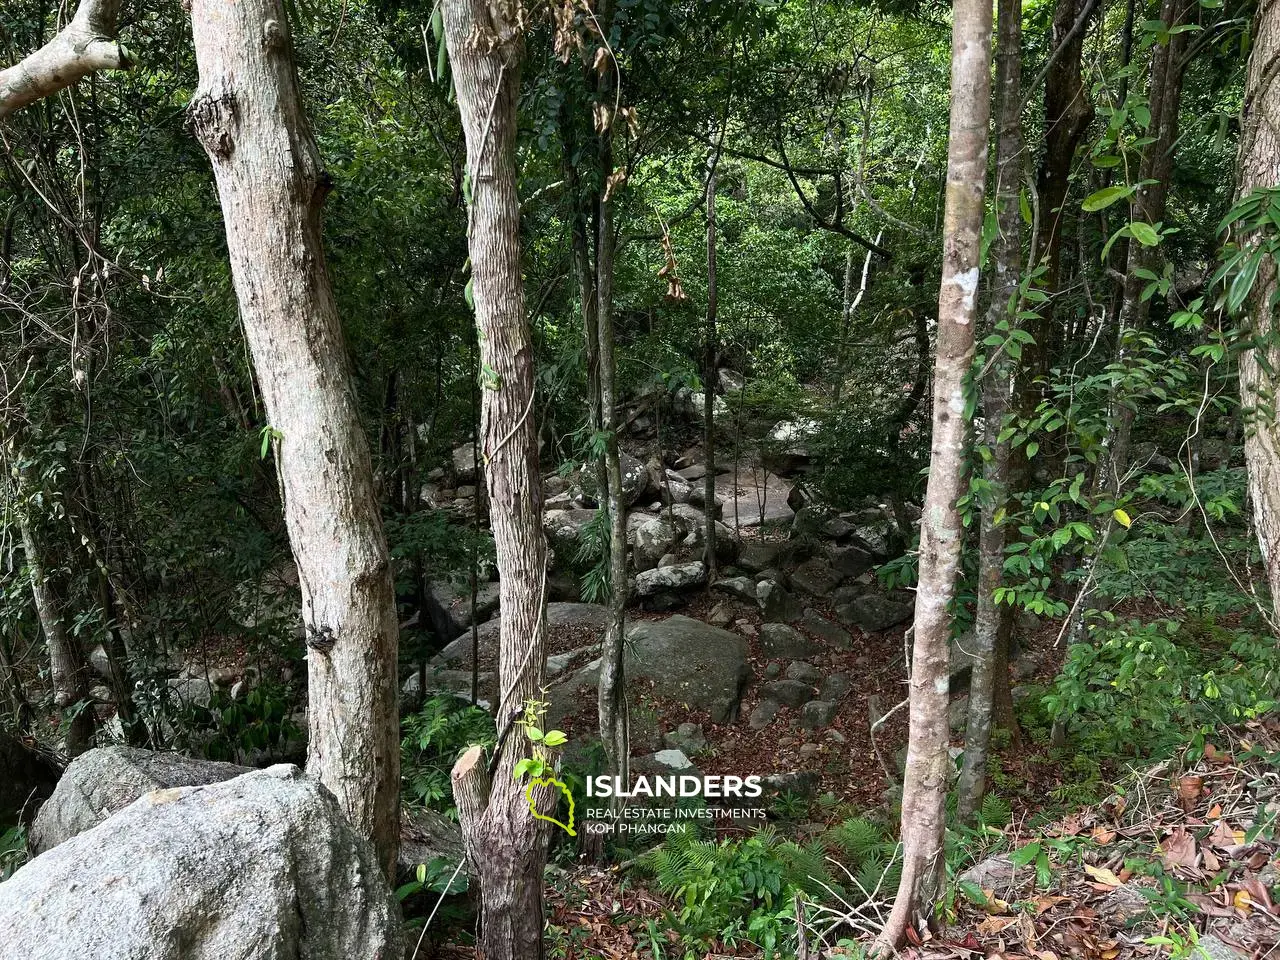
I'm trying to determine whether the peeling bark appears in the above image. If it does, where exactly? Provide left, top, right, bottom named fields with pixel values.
left=188, top=0, right=401, bottom=877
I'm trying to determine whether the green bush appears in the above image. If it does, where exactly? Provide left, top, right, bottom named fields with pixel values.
left=401, top=694, right=495, bottom=813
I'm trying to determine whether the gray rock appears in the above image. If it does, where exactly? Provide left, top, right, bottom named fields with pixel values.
left=2, top=766, right=402, bottom=959
left=436, top=602, right=609, bottom=667
left=852, top=522, right=893, bottom=559
left=659, top=476, right=694, bottom=505
left=820, top=673, right=852, bottom=702
left=543, top=508, right=599, bottom=550
left=581, top=452, right=650, bottom=507
left=958, top=852, right=1023, bottom=901
left=658, top=553, right=678, bottom=568
left=1195, top=936, right=1250, bottom=960
left=792, top=506, right=837, bottom=539
left=749, top=700, right=780, bottom=730
left=712, top=576, right=757, bottom=602
left=428, top=578, right=501, bottom=636
left=764, top=662, right=783, bottom=679
left=663, top=722, right=708, bottom=756
left=563, top=615, right=750, bottom=723
left=826, top=543, right=876, bottom=578
left=401, top=667, right=495, bottom=710
left=801, top=609, right=855, bottom=651
left=789, top=558, right=842, bottom=599
left=757, top=579, right=803, bottom=622
left=799, top=743, right=822, bottom=760
left=88, top=644, right=113, bottom=679
left=633, top=518, right=680, bottom=572
left=801, top=700, right=838, bottom=729
left=737, top=542, right=783, bottom=573
left=166, top=676, right=214, bottom=710
left=452, top=441, right=480, bottom=482
left=785, top=662, right=822, bottom=685
left=759, top=622, right=821, bottom=659
left=762, top=679, right=812, bottom=708
left=716, top=467, right=795, bottom=529
left=634, top=561, right=707, bottom=596
left=399, top=805, right=465, bottom=885
left=837, top=594, right=913, bottom=633
left=30, top=747, right=249, bottom=855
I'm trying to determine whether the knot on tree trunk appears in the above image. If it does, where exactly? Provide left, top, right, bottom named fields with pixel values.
left=189, top=85, right=239, bottom=160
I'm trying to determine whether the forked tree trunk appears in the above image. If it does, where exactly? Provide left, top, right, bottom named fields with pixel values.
left=0, top=0, right=131, bottom=119
left=875, top=0, right=992, bottom=947
left=442, top=3, right=551, bottom=957
left=187, top=0, right=401, bottom=877
left=957, top=0, right=1024, bottom=822
left=1237, top=0, right=1280, bottom=628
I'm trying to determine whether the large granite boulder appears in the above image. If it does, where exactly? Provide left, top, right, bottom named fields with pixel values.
left=30, top=746, right=245, bottom=854
left=565, top=615, right=750, bottom=723
left=434, top=602, right=609, bottom=667
left=1, top=765, right=402, bottom=960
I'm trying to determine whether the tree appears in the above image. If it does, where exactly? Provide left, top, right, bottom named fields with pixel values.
left=0, top=0, right=130, bottom=118
left=875, top=0, right=993, bottom=947
left=1235, top=0, right=1280, bottom=628
left=187, top=0, right=401, bottom=877
left=957, top=0, right=1024, bottom=821
left=442, top=1, right=550, bottom=955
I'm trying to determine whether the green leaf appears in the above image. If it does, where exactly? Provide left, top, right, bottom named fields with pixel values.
left=1113, top=508, right=1132, bottom=528
left=1129, top=221, right=1160, bottom=246
left=543, top=730, right=568, bottom=747
left=1082, top=185, right=1134, bottom=212
left=1009, top=841, right=1042, bottom=867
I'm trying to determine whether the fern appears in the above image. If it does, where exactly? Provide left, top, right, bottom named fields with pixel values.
left=980, top=792, right=1012, bottom=828
left=826, top=816, right=885, bottom=860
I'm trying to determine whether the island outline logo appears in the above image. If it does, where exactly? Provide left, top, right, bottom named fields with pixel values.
left=525, top=775, right=576, bottom=836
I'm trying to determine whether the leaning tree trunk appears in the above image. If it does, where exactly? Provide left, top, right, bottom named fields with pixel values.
left=0, top=0, right=131, bottom=119
left=957, top=0, right=1024, bottom=823
left=188, top=0, right=401, bottom=877
left=875, top=0, right=992, bottom=947
left=443, top=2, right=551, bottom=957
left=1237, top=0, right=1280, bottom=628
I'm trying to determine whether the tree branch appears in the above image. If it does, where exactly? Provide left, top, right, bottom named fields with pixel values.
left=0, top=0, right=132, bottom=120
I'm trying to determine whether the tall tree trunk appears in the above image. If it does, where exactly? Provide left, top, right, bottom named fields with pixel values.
left=958, top=0, right=1024, bottom=823
left=702, top=139, right=720, bottom=579
left=876, top=0, right=992, bottom=947
left=1100, top=0, right=1191, bottom=491
left=16, top=473, right=95, bottom=757
left=1236, top=0, right=1280, bottom=629
left=1027, top=0, right=1095, bottom=392
left=442, top=3, right=550, bottom=957
left=188, top=0, right=401, bottom=877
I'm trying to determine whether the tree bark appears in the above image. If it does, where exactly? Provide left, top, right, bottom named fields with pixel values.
left=876, top=0, right=992, bottom=947
left=15, top=470, right=95, bottom=757
left=442, top=2, right=550, bottom=956
left=1237, top=0, right=1280, bottom=628
left=0, top=0, right=131, bottom=119
left=958, top=0, right=1024, bottom=823
left=702, top=138, right=720, bottom=580
left=187, top=0, right=401, bottom=877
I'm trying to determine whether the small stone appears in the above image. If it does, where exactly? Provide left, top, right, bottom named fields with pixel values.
left=824, top=729, right=846, bottom=744
left=757, top=579, right=803, bottom=622
left=784, top=662, right=821, bottom=685
left=819, top=673, right=852, bottom=701
left=760, top=623, right=820, bottom=659
left=748, top=700, right=780, bottom=730
left=762, top=679, right=811, bottom=708
left=712, top=576, right=757, bottom=602
left=663, top=722, right=708, bottom=756
left=799, top=743, right=822, bottom=760
left=802, top=609, right=854, bottom=651
left=801, top=700, right=838, bottom=729
left=764, top=662, right=783, bottom=679
left=789, top=558, right=842, bottom=599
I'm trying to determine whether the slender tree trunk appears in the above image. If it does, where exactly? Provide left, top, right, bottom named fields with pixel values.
left=0, top=629, right=30, bottom=731
left=876, top=0, right=992, bottom=947
left=958, top=0, right=1024, bottom=823
left=442, top=4, right=551, bottom=957
left=1100, top=0, right=1191, bottom=491
left=1236, top=0, right=1280, bottom=628
left=188, top=0, right=400, bottom=877
left=16, top=475, right=94, bottom=757
left=702, top=140, right=719, bottom=579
